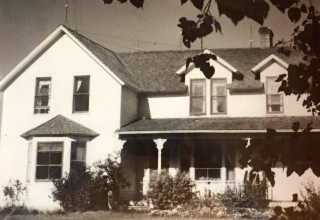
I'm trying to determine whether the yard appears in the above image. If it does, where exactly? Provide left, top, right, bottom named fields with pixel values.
left=1, top=211, right=261, bottom=220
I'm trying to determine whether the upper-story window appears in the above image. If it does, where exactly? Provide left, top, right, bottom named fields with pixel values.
left=266, top=77, right=283, bottom=113
left=34, top=78, right=51, bottom=114
left=211, top=79, right=227, bottom=114
left=190, top=79, right=206, bottom=115
left=73, top=76, right=90, bottom=112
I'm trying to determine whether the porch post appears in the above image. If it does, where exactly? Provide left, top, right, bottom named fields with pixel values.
left=189, top=145, right=195, bottom=181
left=155, top=139, right=166, bottom=174
left=116, top=139, right=126, bottom=163
left=221, top=147, right=227, bottom=182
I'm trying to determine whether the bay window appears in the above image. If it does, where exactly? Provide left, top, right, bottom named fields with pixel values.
left=36, top=142, right=63, bottom=180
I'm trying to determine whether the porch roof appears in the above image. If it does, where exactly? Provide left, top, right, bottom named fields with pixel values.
left=21, top=115, right=99, bottom=139
left=117, top=116, right=320, bottom=134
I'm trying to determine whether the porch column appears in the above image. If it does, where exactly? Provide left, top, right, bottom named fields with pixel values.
left=189, top=145, right=195, bottom=181
left=116, top=139, right=126, bottom=163
left=169, top=146, right=181, bottom=176
left=155, top=139, right=166, bottom=174
left=221, top=147, right=227, bottom=182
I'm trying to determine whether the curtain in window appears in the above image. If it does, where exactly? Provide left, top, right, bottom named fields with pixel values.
left=211, top=79, right=227, bottom=114
left=190, top=80, right=206, bottom=114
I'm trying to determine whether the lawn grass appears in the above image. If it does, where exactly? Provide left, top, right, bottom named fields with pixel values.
left=1, top=210, right=264, bottom=220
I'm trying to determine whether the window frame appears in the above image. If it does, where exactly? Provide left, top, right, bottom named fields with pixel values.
left=266, top=76, right=284, bottom=114
left=35, top=142, right=63, bottom=182
left=73, top=75, right=90, bottom=113
left=70, top=141, right=87, bottom=169
left=189, top=79, right=206, bottom=116
left=34, top=77, right=51, bottom=114
left=210, top=78, right=227, bottom=115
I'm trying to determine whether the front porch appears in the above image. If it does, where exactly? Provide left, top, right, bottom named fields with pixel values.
left=119, top=134, right=252, bottom=200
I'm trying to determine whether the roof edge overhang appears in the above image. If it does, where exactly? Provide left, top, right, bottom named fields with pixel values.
left=175, top=49, right=238, bottom=76
left=116, top=129, right=320, bottom=135
left=251, top=54, right=289, bottom=73
left=0, top=25, right=126, bottom=91
left=21, top=133, right=99, bottom=141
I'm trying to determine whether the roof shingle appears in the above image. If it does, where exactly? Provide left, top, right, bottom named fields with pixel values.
left=117, top=117, right=320, bottom=133
left=21, top=115, right=99, bottom=139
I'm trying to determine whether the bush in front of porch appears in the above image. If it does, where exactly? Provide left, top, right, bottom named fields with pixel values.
left=147, top=170, right=195, bottom=210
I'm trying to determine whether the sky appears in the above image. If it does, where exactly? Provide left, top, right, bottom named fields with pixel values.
left=0, top=0, right=301, bottom=74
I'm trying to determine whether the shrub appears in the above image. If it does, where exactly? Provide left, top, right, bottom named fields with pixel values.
left=302, top=181, right=320, bottom=214
left=52, top=154, right=130, bottom=212
left=147, top=170, right=195, bottom=210
left=2, top=179, right=27, bottom=207
left=220, top=176, right=269, bottom=209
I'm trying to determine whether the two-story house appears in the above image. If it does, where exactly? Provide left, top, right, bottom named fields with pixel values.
left=0, top=25, right=319, bottom=210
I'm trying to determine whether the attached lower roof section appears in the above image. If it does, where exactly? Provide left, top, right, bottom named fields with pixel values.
left=116, top=116, right=320, bottom=134
left=21, top=114, right=99, bottom=140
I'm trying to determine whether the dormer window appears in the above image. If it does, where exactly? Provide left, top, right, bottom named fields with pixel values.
left=34, top=77, right=51, bottom=114
left=211, top=79, right=227, bottom=114
left=190, top=79, right=206, bottom=115
left=266, top=77, right=283, bottom=113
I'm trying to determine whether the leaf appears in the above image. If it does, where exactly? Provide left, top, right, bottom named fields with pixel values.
left=129, top=0, right=144, bottom=8
left=288, top=7, right=301, bottom=23
left=190, top=0, right=204, bottom=10
left=181, top=0, right=188, bottom=5
left=276, top=74, right=287, bottom=82
left=292, top=121, right=300, bottom=132
left=214, top=20, right=222, bottom=33
left=300, top=4, right=307, bottom=13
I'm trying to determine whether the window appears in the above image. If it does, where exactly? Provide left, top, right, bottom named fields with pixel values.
left=211, top=79, right=227, bottom=114
left=36, top=142, right=63, bottom=180
left=190, top=79, right=206, bottom=115
left=34, top=78, right=51, bottom=114
left=70, top=142, right=86, bottom=170
left=73, top=76, right=90, bottom=112
left=266, top=77, right=283, bottom=113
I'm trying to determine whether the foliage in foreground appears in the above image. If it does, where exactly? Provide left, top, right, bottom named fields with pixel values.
left=2, top=179, right=27, bottom=207
left=52, top=154, right=130, bottom=212
left=147, top=170, right=195, bottom=210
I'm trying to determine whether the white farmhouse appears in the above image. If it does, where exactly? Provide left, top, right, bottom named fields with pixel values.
left=0, top=25, right=319, bottom=210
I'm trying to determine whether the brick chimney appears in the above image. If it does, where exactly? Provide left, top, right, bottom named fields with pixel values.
left=258, top=27, right=274, bottom=49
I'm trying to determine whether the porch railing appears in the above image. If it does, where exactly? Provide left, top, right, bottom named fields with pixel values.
left=195, top=168, right=221, bottom=180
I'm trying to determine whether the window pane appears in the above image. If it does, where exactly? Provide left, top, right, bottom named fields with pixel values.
left=212, top=79, right=227, bottom=96
left=75, top=77, right=89, bottom=94
left=36, top=166, right=48, bottom=179
left=190, top=97, right=205, bottom=114
left=37, top=152, right=49, bottom=165
left=49, top=166, right=62, bottom=179
left=36, top=79, right=51, bottom=95
left=71, top=142, right=86, bottom=161
left=51, top=143, right=63, bottom=151
left=35, top=96, right=49, bottom=107
left=212, top=97, right=226, bottom=113
left=269, top=105, right=281, bottom=112
left=191, top=80, right=205, bottom=96
left=269, top=94, right=281, bottom=103
left=38, top=143, right=50, bottom=151
left=74, top=95, right=89, bottom=112
left=50, top=152, right=62, bottom=164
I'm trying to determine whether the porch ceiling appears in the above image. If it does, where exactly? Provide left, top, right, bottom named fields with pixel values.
left=117, top=116, right=320, bottom=134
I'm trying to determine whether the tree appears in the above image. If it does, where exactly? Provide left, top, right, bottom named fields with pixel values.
left=102, top=0, right=320, bottom=184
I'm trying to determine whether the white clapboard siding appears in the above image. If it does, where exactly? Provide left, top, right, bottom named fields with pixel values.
left=120, top=87, right=139, bottom=127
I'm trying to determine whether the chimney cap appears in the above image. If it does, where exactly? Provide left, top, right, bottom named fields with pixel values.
left=258, top=26, right=273, bottom=35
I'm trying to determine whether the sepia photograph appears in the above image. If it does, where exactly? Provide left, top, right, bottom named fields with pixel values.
left=0, top=0, right=320, bottom=219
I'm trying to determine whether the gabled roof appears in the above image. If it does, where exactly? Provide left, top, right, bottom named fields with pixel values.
left=117, top=116, right=320, bottom=134
left=21, top=115, right=99, bottom=140
left=119, top=48, right=302, bottom=92
left=0, top=25, right=141, bottom=91
left=251, top=54, right=289, bottom=73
